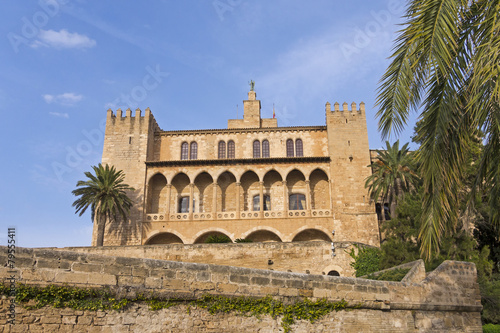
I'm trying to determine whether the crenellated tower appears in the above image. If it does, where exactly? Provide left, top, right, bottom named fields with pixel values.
left=96, top=107, right=160, bottom=246
left=326, top=101, right=380, bottom=246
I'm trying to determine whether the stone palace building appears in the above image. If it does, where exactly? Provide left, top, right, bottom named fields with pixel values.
left=95, top=88, right=380, bottom=249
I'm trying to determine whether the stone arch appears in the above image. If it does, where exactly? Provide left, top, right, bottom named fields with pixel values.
left=145, top=231, right=185, bottom=245
left=244, top=230, right=282, bottom=243
left=263, top=170, right=283, bottom=211
left=192, top=229, right=233, bottom=244
left=194, top=172, right=214, bottom=213
left=171, top=173, right=191, bottom=213
left=147, top=173, right=167, bottom=214
left=240, top=170, right=260, bottom=211
left=217, top=171, right=237, bottom=212
left=146, top=171, right=168, bottom=184
left=240, top=226, right=285, bottom=243
left=323, top=265, right=344, bottom=277
left=310, top=168, right=330, bottom=209
left=291, top=227, right=332, bottom=242
left=287, top=169, right=306, bottom=210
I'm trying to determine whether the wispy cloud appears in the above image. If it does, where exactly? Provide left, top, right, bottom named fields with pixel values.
left=43, top=92, right=83, bottom=106
left=33, top=29, right=96, bottom=49
left=49, top=112, right=69, bottom=119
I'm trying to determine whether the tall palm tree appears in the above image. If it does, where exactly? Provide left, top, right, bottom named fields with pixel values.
left=72, top=164, right=135, bottom=246
left=365, top=140, right=418, bottom=222
left=376, top=0, right=500, bottom=258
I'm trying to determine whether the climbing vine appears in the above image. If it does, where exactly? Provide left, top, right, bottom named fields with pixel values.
left=0, top=283, right=350, bottom=332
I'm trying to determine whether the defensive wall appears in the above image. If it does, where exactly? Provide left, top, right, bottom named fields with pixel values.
left=0, top=246, right=483, bottom=332
left=49, top=241, right=356, bottom=277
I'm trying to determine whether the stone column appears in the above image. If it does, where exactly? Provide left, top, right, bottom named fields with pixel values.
left=212, top=182, right=217, bottom=219
left=259, top=181, right=264, bottom=214
left=328, top=179, right=333, bottom=211
left=236, top=182, right=241, bottom=217
left=189, top=183, right=194, bottom=219
left=283, top=180, right=288, bottom=214
left=306, top=180, right=312, bottom=211
left=166, top=184, right=172, bottom=218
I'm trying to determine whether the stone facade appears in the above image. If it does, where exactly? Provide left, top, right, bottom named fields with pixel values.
left=98, top=89, right=380, bottom=251
left=0, top=247, right=483, bottom=332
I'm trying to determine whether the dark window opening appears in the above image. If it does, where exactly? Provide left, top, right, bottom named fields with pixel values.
left=327, top=270, right=340, bottom=276
left=262, top=140, right=270, bottom=158
left=289, top=193, right=306, bottom=210
left=218, top=141, right=226, bottom=159
left=253, top=140, right=260, bottom=158
left=286, top=139, right=294, bottom=157
left=190, top=142, right=198, bottom=160
left=228, top=140, right=235, bottom=159
left=296, top=139, right=303, bottom=157
left=181, top=142, right=189, bottom=160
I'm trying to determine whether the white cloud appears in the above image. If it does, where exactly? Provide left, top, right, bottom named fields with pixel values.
left=49, top=112, right=69, bottom=118
left=43, top=92, right=83, bottom=106
left=34, top=29, right=96, bottom=49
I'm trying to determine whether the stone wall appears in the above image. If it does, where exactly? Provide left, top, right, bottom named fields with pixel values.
left=49, top=241, right=356, bottom=277
left=0, top=247, right=483, bottom=332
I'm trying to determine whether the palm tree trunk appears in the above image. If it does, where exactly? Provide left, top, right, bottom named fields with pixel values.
left=95, top=214, right=106, bottom=246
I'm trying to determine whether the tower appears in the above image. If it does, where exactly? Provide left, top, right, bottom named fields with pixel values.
left=96, top=107, right=159, bottom=246
left=326, top=102, right=380, bottom=246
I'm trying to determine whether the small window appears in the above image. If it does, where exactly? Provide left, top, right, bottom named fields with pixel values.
left=228, top=140, right=235, bottom=159
left=218, top=141, right=226, bottom=159
left=181, top=142, right=189, bottom=160
left=262, top=140, right=270, bottom=158
left=253, top=140, right=260, bottom=158
left=178, top=196, right=189, bottom=213
left=327, top=270, right=340, bottom=276
left=253, top=195, right=260, bottom=211
left=286, top=139, right=294, bottom=157
left=289, top=193, right=306, bottom=210
left=296, top=139, right=303, bottom=157
left=190, top=142, right=198, bottom=160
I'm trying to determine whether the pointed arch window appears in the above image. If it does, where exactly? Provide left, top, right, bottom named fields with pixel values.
left=262, top=140, right=270, bottom=158
left=218, top=141, right=226, bottom=159
left=228, top=140, right=235, bottom=159
left=181, top=142, right=189, bottom=160
left=190, top=142, right=198, bottom=159
left=289, top=193, right=306, bottom=210
left=253, top=140, right=261, bottom=158
left=286, top=139, right=294, bottom=157
left=295, top=139, right=303, bottom=157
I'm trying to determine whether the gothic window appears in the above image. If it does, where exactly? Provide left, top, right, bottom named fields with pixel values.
left=190, top=142, right=198, bottom=160
left=286, top=139, right=294, bottom=157
left=289, top=193, right=306, bottom=210
left=228, top=140, right=235, bottom=159
left=296, top=139, right=303, bottom=157
left=181, top=142, right=189, bottom=160
left=218, top=141, right=226, bottom=159
left=253, top=140, right=260, bottom=158
left=262, top=140, right=270, bottom=158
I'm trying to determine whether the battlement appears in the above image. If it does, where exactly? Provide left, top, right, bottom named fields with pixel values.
left=325, top=101, right=365, bottom=114
left=106, top=107, right=160, bottom=132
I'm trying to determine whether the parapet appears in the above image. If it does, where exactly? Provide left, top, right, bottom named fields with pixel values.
left=326, top=101, right=365, bottom=114
left=106, top=107, right=161, bottom=131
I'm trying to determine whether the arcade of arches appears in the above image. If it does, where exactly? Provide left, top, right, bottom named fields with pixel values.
left=144, top=167, right=333, bottom=245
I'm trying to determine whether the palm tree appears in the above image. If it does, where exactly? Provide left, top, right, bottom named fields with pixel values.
left=72, top=164, right=135, bottom=246
left=365, top=140, right=418, bottom=222
left=376, top=0, right=500, bottom=258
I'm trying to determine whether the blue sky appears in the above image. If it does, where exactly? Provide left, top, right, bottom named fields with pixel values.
left=0, top=0, right=417, bottom=248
